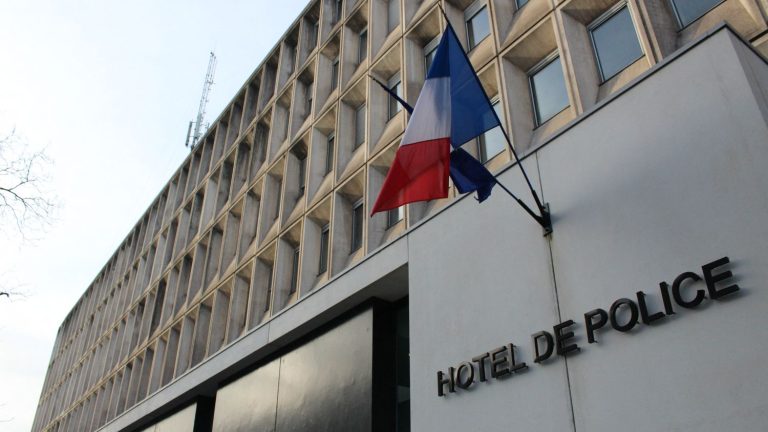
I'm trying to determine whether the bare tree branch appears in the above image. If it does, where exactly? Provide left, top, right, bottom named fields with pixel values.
left=0, top=128, right=56, bottom=240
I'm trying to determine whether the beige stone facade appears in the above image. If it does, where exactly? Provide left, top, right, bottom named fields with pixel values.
left=32, top=0, right=768, bottom=431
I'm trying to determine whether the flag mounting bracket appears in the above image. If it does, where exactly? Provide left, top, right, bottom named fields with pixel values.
left=541, top=203, right=552, bottom=237
left=492, top=180, right=552, bottom=236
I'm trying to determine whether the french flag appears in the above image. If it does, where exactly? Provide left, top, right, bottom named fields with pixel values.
left=371, top=24, right=501, bottom=215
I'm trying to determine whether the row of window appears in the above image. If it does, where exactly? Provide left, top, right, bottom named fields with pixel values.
left=467, top=0, right=725, bottom=121
left=466, top=0, right=724, bottom=51
left=327, top=0, right=725, bottom=58
left=322, top=0, right=725, bottom=167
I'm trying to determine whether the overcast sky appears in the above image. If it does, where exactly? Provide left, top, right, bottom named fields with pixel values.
left=0, top=1, right=308, bottom=429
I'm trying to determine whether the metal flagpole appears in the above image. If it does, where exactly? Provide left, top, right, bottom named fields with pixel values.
left=493, top=179, right=547, bottom=227
left=437, top=2, right=551, bottom=234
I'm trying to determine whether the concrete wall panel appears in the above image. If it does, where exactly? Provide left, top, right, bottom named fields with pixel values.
left=538, top=30, right=768, bottom=432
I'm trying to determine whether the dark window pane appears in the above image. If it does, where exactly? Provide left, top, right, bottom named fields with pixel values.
left=263, top=265, right=272, bottom=312
left=355, top=104, right=366, bottom=148
left=297, top=156, right=306, bottom=197
left=331, top=58, right=339, bottom=91
left=333, top=0, right=343, bottom=24
left=289, top=247, right=300, bottom=294
left=516, top=0, right=528, bottom=9
left=308, top=20, right=318, bottom=48
left=325, top=133, right=335, bottom=174
left=358, top=29, right=368, bottom=63
left=274, top=180, right=282, bottom=221
left=671, top=0, right=723, bottom=27
left=318, top=225, right=329, bottom=274
left=590, top=7, right=643, bottom=81
left=351, top=202, right=363, bottom=252
left=305, top=82, right=313, bottom=116
left=530, top=57, right=569, bottom=125
left=285, top=44, right=296, bottom=75
left=466, top=6, right=490, bottom=48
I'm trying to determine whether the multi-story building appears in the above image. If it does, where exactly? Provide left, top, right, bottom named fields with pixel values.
left=32, top=0, right=768, bottom=431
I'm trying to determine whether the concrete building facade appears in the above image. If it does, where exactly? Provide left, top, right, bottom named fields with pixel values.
left=32, top=0, right=768, bottom=431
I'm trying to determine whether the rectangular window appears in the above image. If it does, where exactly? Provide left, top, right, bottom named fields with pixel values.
left=297, top=155, right=306, bottom=198
left=285, top=43, right=296, bottom=75
left=351, top=199, right=364, bottom=252
left=263, top=265, right=273, bottom=312
left=424, top=37, right=440, bottom=77
left=305, top=82, right=314, bottom=116
left=281, top=109, right=290, bottom=139
left=529, top=53, right=569, bottom=126
left=256, top=124, right=269, bottom=163
left=388, top=73, right=402, bottom=120
left=477, top=100, right=505, bottom=163
left=325, top=132, right=335, bottom=175
left=318, top=224, right=330, bottom=274
left=669, top=0, right=724, bottom=28
left=516, top=0, right=528, bottom=10
left=354, top=104, right=366, bottom=149
left=588, top=4, right=643, bottom=82
left=465, top=2, right=490, bottom=49
left=289, top=245, right=300, bottom=295
left=358, top=28, right=368, bottom=64
left=333, top=0, right=343, bottom=25
left=387, top=0, right=399, bottom=33
left=308, top=20, right=319, bottom=49
left=273, top=180, right=282, bottom=221
left=386, top=206, right=404, bottom=228
left=331, top=57, right=340, bottom=91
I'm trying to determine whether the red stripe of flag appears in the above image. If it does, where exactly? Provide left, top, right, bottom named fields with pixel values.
left=370, top=138, right=451, bottom=215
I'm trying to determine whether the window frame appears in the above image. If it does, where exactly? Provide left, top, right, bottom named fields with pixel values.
left=527, top=51, right=569, bottom=128
left=325, top=132, right=335, bottom=175
left=304, top=81, right=314, bottom=116
left=318, top=224, right=330, bottom=275
left=297, top=154, right=306, bottom=198
left=285, top=43, right=297, bottom=76
left=587, top=2, right=644, bottom=83
left=464, top=0, right=491, bottom=49
left=423, top=36, right=440, bottom=78
left=669, top=0, right=725, bottom=29
left=263, top=264, right=273, bottom=313
left=273, top=179, right=282, bottom=221
left=331, top=56, right=340, bottom=91
left=354, top=103, right=366, bottom=149
left=289, top=245, right=300, bottom=295
left=332, top=0, right=343, bottom=26
left=256, top=123, right=269, bottom=163
left=386, top=206, right=404, bottom=229
left=307, top=19, right=319, bottom=49
left=358, top=27, right=368, bottom=64
left=351, top=198, right=364, bottom=253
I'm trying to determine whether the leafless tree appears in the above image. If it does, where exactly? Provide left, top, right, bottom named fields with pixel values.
left=0, top=128, right=55, bottom=235
left=0, top=128, right=55, bottom=301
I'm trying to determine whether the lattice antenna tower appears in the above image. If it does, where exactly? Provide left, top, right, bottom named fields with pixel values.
left=185, top=51, right=217, bottom=149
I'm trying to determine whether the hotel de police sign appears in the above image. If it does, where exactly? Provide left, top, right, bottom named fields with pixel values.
left=435, top=256, right=740, bottom=397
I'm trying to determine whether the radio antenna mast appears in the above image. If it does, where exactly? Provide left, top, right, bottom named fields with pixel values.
left=185, top=51, right=217, bottom=149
